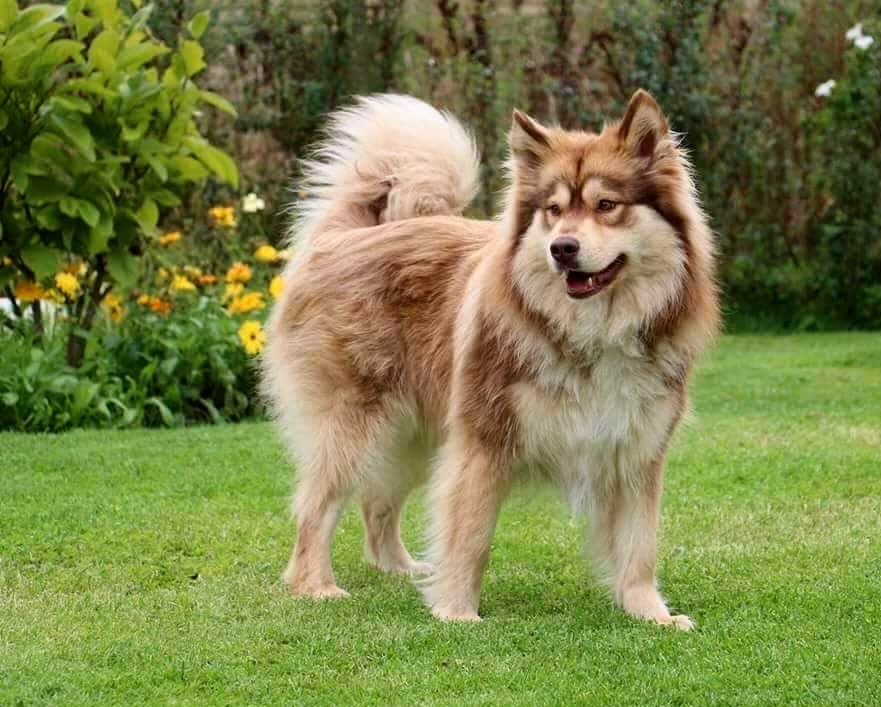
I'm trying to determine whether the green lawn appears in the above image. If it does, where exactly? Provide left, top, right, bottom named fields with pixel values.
left=2, top=334, right=880, bottom=706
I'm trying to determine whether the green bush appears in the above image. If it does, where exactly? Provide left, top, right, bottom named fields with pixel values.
left=0, top=0, right=237, bottom=365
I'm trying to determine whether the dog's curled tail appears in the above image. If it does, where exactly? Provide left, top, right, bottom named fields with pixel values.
left=288, top=94, right=481, bottom=248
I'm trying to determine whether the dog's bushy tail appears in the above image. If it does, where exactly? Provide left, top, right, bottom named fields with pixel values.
left=288, top=94, right=480, bottom=248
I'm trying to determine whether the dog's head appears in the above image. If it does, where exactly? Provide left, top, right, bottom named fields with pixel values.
left=505, top=90, right=710, bottom=343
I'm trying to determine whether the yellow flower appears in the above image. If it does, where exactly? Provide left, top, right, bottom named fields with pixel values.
left=1, top=256, right=11, bottom=266
left=159, top=230, right=182, bottom=246
left=45, top=289, right=65, bottom=304
left=238, top=320, right=265, bottom=356
left=223, top=282, right=244, bottom=300
left=269, top=275, right=284, bottom=300
left=54, top=272, right=80, bottom=298
left=227, top=291, right=265, bottom=315
left=137, top=294, right=150, bottom=305
left=208, top=205, right=237, bottom=228
left=158, top=267, right=169, bottom=281
left=254, top=245, right=278, bottom=263
left=198, top=274, right=218, bottom=285
left=183, top=265, right=203, bottom=278
left=225, top=261, right=252, bottom=284
left=14, top=281, right=46, bottom=303
left=101, top=293, right=125, bottom=322
left=171, top=274, right=196, bottom=292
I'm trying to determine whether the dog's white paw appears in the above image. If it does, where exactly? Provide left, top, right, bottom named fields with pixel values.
left=431, top=605, right=482, bottom=622
left=655, top=613, right=694, bottom=631
left=406, top=560, right=435, bottom=577
left=286, top=579, right=351, bottom=600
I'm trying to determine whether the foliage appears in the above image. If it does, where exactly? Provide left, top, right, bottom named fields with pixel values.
left=0, top=209, right=285, bottom=431
left=0, top=0, right=238, bottom=365
left=147, top=0, right=880, bottom=330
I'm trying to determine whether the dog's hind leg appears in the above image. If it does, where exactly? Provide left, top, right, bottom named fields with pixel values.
left=360, top=435, right=432, bottom=576
left=283, top=406, right=390, bottom=599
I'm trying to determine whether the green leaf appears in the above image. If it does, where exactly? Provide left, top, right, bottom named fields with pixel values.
left=168, top=155, right=208, bottom=181
left=146, top=188, right=181, bottom=207
left=35, top=205, right=62, bottom=230
left=24, top=175, right=69, bottom=203
left=9, top=4, right=64, bottom=33
left=71, top=379, right=99, bottom=418
left=59, top=196, right=104, bottom=230
left=142, top=153, right=168, bottom=182
left=93, top=0, right=117, bottom=24
left=187, top=10, right=210, bottom=39
left=63, top=76, right=117, bottom=98
left=10, top=155, right=30, bottom=192
left=88, top=29, right=120, bottom=71
left=184, top=137, right=238, bottom=187
left=0, top=0, right=17, bottom=33
left=145, top=397, right=175, bottom=427
left=178, top=39, right=205, bottom=77
left=107, top=248, right=137, bottom=285
left=77, top=199, right=100, bottom=227
left=117, top=40, right=168, bottom=71
left=87, top=210, right=113, bottom=253
left=134, top=198, right=158, bottom=233
left=40, top=38, right=84, bottom=67
left=48, top=112, right=96, bottom=162
left=73, top=9, right=99, bottom=39
left=50, top=94, right=92, bottom=114
left=199, top=89, right=236, bottom=117
left=0, top=109, right=7, bottom=130
left=21, top=243, right=60, bottom=279
left=1, top=392, right=19, bottom=407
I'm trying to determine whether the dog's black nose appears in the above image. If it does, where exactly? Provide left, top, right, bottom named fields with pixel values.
left=550, top=236, right=580, bottom=266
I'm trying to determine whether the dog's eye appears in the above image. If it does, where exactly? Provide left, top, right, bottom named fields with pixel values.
left=597, top=199, right=618, bottom=212
left=546, top=204, right=561, bottom=217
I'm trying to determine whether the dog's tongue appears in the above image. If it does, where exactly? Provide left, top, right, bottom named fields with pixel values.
left=564, top=256, right=626, bottom=298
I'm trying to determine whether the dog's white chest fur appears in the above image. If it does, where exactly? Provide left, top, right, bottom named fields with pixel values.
left=512, top=344, right=679, bottom=502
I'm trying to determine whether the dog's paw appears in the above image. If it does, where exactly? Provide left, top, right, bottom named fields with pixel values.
left=656, top=613, right=694, bottom=631
left=286, top=580, right=351, bottom=600
left=431, top=604, right=482, bottom=623
left=406, top=560, right=435, bottom=577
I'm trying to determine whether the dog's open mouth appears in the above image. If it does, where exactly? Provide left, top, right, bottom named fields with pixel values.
left=565, top=255, right=627, bottom=299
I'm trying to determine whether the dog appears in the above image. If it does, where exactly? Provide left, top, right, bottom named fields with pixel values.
left=262, top=91, right=719, bottom=629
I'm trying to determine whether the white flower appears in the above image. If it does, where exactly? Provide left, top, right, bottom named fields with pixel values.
left=855, top=35, right=874, bottom=50
left=845, top=23, right=863, bottom=41
left=242, top=192, right=266, bottom=213
left=814, top=79, right=836, bottom=97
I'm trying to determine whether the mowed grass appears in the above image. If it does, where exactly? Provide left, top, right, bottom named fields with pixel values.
left=2, top=334, right=880, bottom=706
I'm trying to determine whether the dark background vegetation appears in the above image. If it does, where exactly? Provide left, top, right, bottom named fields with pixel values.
left=158, top=0, right=881, bottom=331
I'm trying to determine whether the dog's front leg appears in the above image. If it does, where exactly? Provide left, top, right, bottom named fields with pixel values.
left=591, top=458, right=693, bottom=630
left=423, top=436, right=509, bottom=622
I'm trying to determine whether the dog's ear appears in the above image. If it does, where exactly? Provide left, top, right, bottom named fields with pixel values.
left=510, top=109, right=551, bottom=166
left=618, top=89, right=669, bottom=160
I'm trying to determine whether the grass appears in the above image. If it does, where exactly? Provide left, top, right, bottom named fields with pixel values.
left=2, top=333, right=880, bottom=706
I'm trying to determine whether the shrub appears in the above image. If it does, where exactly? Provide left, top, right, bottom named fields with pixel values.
left=0, top=0, right=238, bottom=365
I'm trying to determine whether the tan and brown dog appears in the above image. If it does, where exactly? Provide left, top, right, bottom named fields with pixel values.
left=262, top=91, right=718, bottom=629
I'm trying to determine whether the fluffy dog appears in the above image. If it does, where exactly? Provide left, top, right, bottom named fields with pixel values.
left=262, top=91, right=718, bottom=629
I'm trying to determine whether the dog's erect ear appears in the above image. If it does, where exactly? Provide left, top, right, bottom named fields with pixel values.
left=618, top=89, right=669, bottom=160
left=510, top=109, right=551, bottom=165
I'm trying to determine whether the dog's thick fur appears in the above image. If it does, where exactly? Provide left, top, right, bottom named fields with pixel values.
left=262, top=92, right=719, bottom=629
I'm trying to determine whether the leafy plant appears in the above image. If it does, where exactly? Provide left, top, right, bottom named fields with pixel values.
left=0, top=0, right=237, bottom=365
